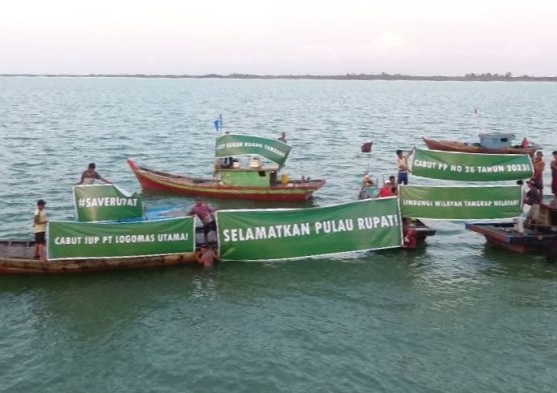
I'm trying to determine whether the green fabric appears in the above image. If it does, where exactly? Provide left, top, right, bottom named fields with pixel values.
left=216, top=198, right=402, bottom=261
left=47, top=218, right=195, bottom=260
left=411, top=149, right=533, bottom=181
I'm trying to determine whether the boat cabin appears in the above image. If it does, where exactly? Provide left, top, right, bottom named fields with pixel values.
left=218, top=165, right=281, bottom=187
left=478, top=132, right=516, bottom=149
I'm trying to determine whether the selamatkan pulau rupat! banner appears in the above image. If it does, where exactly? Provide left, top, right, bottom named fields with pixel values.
left=399, top=185, right=522, bottom=220
left=73, top=184, right=144, bottom=222
left=215, top=134, right=292, bottom=167
left=47, top=217, right=195, bottom=260
left=410, top=149, right=533, bottom=181
left=216, top=197, right=402, bottom=261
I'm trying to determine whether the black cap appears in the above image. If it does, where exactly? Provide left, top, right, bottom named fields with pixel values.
left=37, top=199, right=46, bottom=206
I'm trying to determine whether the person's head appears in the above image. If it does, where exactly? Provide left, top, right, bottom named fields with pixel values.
left=383, top=180, right=391, bottom=188
left=553, top=150, right=557, bottom=157
left=195, top=196, right=204, bottom=205
left=396, top=149, right=403, bottom=157
left=535, top=151, right=543, bottom=159
left=389, top=175, right=396, bottom=184
left=88, top=163, right=96, bottom=170
left=37, top=199, right=46, bottom=210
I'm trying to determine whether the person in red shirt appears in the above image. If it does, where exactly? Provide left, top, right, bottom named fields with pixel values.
left=378, top=181, right=394, bottom=197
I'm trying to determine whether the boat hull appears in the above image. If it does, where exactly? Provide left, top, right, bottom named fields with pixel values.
left=465, top=222, right=557, bottom=253
left=422, top=137, right=536, bottom=156
left=0, top=240, right=197, bottom=275
left=127, top=159, right=325, bottom=202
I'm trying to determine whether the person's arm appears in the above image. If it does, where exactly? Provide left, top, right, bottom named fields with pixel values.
left=76, top=172, right=85, bottom=185
left=34, top=212, right=48, bottom=225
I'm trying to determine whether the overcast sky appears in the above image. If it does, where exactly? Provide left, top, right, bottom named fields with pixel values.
left=1, top=0, right=556, bottom=76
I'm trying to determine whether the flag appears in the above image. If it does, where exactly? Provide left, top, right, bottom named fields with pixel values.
left=361, top=142, right=372, bottom=153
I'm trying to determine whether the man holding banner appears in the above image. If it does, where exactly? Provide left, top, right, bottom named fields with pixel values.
left=396, top=149, right=413, bottom=185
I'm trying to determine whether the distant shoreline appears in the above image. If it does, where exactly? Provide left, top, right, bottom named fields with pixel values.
left=1, top=73, right=556, bottom=82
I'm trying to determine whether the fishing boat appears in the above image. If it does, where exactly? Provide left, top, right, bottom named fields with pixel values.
left=422, top=132, right=539, bottom=156
left=127, top=134, right=325, bottom=202
left=0, top=239, right=197, bottom=275
left=466, top=202, right=557, bottom=254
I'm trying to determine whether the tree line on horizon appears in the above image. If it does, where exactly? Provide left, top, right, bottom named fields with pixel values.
left=1, top=72, right=556, bottom=82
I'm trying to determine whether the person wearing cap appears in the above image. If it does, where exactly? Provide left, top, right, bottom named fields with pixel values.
left=188, top=197, right=216, bottom=244
left=550, top=150, right=557, bottom=203
left=76, top=163, right=110, bottom=185
left=33, top=199, right=48, bottom=261
left=378, top=180, right=394, bottom=198
left=531, top=151, right=545, bottom=192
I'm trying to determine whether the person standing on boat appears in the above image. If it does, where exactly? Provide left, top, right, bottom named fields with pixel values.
left=532, top=151, right=545, bottom=192
left=521, top=137, right=529, bottom=148
left=525, top=180, right=542, bottom=226
left=396, top=149, right=413, bottom=185
left=551, top=151, right=557, bottom=203
left=188, top=197, right=217, bottom=244
left=76, top=163, right=110, bottom=185
left=33, top=199, right=48, bottom=261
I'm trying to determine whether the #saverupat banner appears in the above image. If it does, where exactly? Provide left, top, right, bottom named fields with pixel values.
left=216, top=198, right=402, bottom=261
left=47, top=217, right=195, bottom=260
left=73, top=184, right=144, bottom=222
left=411, top=149, right=533, bottom=181
left=399, top=185, right=522, bottom=220
left=215, top=134, right=292, bottom=167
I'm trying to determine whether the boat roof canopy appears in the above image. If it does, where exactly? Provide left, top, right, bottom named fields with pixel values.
left=215, top=134, right=292, bottom=167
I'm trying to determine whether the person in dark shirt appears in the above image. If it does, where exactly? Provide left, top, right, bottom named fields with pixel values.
left=76, top=163, right=110, bottom=185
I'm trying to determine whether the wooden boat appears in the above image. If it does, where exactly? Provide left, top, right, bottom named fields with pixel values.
left=466, top=202, right=557, bottom=253
left=127, top=159, right=326, bottom=202
left=0, top=239, right=198, bottom=275
left=422, top=132, right=539, bottom=156
left=128, top=133, right=325, bottom=202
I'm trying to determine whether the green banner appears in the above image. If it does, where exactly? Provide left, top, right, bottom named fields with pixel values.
left=47, top=217, right=195, bottom=260
left=399, top=185, right=522, bottom=220
left=73, top=184, right=144, bottom=222
left=215, top=134, right=292, bottom=166
left=411, top=149, right=533, bottom=181
left=216, top=198, right=402, bottom=261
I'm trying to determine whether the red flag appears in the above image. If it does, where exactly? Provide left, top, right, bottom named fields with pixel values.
left=361, top=142, right=372, bottom=153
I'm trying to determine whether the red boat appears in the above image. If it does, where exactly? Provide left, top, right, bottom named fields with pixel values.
left=422, top=132, right=539, bottom=156
left=127, top=159, right=325, bottom=202
left=127, top=133, right=325, bottom=202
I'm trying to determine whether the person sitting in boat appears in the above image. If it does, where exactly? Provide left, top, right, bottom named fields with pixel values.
left=525, top=180, right=542, bottom=226
left=196, top=245, right=219, bottom=269
left=76, top=163, right=110, bottom=185
left=362, top=171, right=374, bottom=186
left=188, top=197, right=217, bottom=245
left=378, top=180, right=394, bottom=197
left=220, top=156, right=234, bottom=169
left=521, top=137, right=529, bottom=148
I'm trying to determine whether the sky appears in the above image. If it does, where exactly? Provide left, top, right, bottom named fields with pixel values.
left=1, top=0, right=556, bottom=76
